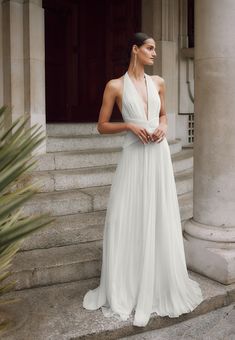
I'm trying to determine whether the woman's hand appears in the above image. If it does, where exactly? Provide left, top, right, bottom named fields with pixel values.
left=128, top=123, right=152, bottom=144
left=151, top=123, right=168, bottom=143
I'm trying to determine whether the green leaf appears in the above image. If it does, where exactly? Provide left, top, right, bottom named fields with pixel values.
left=0, top=106, right=53, bottom=329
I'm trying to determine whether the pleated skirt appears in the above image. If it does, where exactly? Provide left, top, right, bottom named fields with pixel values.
left=83, top=137, right=203, bottom=327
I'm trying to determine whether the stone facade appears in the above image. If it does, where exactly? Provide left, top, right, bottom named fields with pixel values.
left=0, top=0, right=195, bottom=147
left=142, top=0, right=195, bottom=144
left=0, top=0, right=234, bottom=284
left=184, top=0, right=235, bottom=284
left=0, top=0, right=46, bottom=151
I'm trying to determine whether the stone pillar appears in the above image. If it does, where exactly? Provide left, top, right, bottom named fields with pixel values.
left=183, top=0, right=235, bottom=284
left=1, top=0, right=46, bottom=152
left=23, top=0, right=45, bottom=130
left=2, top=0, right=25, bottom=126
left=142, top=0, right=179, bottom=141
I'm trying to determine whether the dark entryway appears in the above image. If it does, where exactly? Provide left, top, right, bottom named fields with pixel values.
left=43, top=0, right=141, bottom=123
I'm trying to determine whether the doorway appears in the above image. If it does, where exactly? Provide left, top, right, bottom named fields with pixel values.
left=43, top=0, right=141, bottom=122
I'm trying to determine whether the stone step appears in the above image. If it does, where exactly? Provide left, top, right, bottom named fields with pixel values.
left=21, top=191, right=193, bottom=251
left=47, top=134, right=182, bottom=153
left=1, top=270, right=234, bottom=340
left=22, top=188, right=93, bottom=217
left=9, top=241, right=103, bottom=290
left=10, top=191, right=193, bottom=290
left=25, top=157, right=193, bottom=193
left=21, top=210, right=107, bottom=251
left=35, top=146, right=121, bottom=171
left=171, top=148, right=193, bottom=173
left=179, top=191, right=193, bottom=221
left=79, top=171, right=193, bottom=212
left=175, top=168, right=193, bottom=195
left=47, top=133, right=126, bottom=152
left=22, top=166, right=193, bottom=217
left=120, top=303, right=235, bottom=339
left=30, top=164, right=117, bottom=192
left=32, top=148, right=193, bottom=192
left=46, top=122, right=100, bottom=137
left=35, top=140, right=185, bottom=172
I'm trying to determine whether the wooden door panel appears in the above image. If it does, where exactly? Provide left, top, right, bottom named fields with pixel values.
left=76, top=0, right=106, bottom=122
left=43, top=0, right=141, bottom=122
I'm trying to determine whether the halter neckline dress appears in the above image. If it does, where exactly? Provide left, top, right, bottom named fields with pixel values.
left=83, top=71, right=203, bottom=327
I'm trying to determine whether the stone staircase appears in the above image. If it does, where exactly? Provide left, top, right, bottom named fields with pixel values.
left=2, top=124, right=235, bottom=339
left=2, top=269, right=235, bottom=339
left=9, top=123, right=194, bottom=291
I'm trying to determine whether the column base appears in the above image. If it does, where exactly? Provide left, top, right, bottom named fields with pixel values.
left=183, top=218, right=235, bottom=284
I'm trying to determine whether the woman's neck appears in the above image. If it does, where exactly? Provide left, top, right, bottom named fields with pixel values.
left=127, top=61, right=145, bottom=80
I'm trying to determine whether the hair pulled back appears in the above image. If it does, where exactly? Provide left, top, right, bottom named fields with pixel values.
left=127, top=32, right=152, bottom=61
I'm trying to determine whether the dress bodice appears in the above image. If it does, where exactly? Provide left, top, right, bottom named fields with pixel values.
left=122, top=71, right=161, bottom=148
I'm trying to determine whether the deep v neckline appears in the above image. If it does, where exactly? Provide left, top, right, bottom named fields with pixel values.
left=126, top=71, right=149, bottom=121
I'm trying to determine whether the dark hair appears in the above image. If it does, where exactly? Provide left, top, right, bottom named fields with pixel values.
left=127, top=32, right=153, bottom=60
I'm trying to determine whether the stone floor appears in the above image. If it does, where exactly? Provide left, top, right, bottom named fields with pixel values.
left=121, top=303, right=235, bottom=340
left=0, top=271, right=234, bottom=340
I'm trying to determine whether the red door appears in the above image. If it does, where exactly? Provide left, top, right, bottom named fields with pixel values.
left=43, top=0, right=141, bottom=122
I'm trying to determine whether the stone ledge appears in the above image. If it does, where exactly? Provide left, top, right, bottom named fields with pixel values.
left=17, top=163, right=193, bottom=193
left=0, top=271, right=234, bottom=339
left=120, top=303, right=235, bottom=339
left=20, top=190, right=193, bottom=251
left=10, top=190, right=193, bottom=290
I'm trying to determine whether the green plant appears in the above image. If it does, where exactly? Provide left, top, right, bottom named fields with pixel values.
left=0, top=106, right=54, bottom=331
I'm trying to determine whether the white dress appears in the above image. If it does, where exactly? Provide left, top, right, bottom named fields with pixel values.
left=82, top=71, right=203, bottom=327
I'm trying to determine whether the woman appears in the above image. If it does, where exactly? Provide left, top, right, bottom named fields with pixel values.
left=83, top=32, right=203, bottom=327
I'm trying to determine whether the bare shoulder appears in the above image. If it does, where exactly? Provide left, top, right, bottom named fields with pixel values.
left=150, top=75, right=165, bottom=92
left=101, top=76, right=124, bottom=112
left=105, top=77, right=123, bottom=95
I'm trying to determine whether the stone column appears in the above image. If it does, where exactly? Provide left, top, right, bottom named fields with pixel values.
left=2, top=0, right=25, bottom=127
left=142, top=0, right=179, bottom=141
left=23, top=0, right=45, bottom=131
left=1, top=0, right=46, bottom=152
left=183, top=0, right=235, bottom=284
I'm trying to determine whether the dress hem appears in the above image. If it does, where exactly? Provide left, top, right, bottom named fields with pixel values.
left=83, top=292, right=204, bottom=327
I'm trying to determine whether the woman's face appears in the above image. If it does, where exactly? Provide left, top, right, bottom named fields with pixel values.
left=135, top=38, right=157, bottom=65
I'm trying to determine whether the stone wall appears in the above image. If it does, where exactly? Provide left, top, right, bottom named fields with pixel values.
left=0, top=0, right=46, bottom=152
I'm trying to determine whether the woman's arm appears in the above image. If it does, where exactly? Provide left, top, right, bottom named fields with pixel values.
left=151, top=76, right=168, bottom=142
left=97, top=80, right=130, bottom=134
left=158, top=78, right=168, bottom=128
